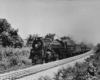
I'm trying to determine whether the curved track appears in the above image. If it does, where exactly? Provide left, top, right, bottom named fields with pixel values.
left=0, top=50, right=93, bottom=80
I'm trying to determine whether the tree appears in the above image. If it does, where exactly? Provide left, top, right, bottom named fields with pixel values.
left=0, top=19, right=23, bottom=48
left=26, top=35, right=33, bottom=47
left=26, top=34, right=39, bottom=47
left=9, top=28, right=18, bottom=36
left=0, top=19, right=11, bottom=33
left=45, top=33, right=55, bottom=41
left=95, top=43, right=100, bottom=53
left=13, top=35, right=23, bottom=48
left=1, top=32, right=13, bottom=47
left=60, top=36, right=67, bottom=40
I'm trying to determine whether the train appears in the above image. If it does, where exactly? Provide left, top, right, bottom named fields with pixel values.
left=29, top=37, right=90, bottom=64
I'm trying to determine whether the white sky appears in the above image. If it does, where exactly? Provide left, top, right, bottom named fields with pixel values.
left=0, top=0, right=100, bottom=45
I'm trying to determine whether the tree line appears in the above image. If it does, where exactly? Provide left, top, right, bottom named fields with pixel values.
left=0, top=19, right=93, bottom=48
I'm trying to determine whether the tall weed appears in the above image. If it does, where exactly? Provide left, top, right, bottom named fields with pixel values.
left=0, top=47, right=31, bottom=72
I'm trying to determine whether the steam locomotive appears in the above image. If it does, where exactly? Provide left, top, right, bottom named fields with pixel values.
left=29, top=37, right=90, bottom=64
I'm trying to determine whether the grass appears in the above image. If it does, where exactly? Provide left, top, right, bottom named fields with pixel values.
left=0, top=47, right=32, bottom=74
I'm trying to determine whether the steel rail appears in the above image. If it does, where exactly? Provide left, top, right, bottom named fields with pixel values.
left=0, top=50, right=93, bottom=80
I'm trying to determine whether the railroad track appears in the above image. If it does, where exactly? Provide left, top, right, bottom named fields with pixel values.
left=0, top=50, right=93, bottom=80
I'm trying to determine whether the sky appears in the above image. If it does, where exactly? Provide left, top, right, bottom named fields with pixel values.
left=0, top=0, right=100, bottom=46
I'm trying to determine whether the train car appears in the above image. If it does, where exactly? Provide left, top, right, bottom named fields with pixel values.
left=80, top=43, right=87, bottom=53
left=75, top=44, right=82, bottom=55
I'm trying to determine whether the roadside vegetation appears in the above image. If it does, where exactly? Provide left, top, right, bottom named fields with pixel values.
left=0, top=47, right=32, bottom=73
left=38, top=45, right=100, bottom=80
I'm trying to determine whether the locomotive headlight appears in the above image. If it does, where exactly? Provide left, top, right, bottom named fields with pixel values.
left=35, top=44, right=38, bottom=48
left=35, top=42, right=41, bottom=48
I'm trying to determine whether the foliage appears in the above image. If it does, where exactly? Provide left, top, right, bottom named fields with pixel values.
left=0, top=47, right=31, bottom=73
left=45, top=33, right=55, bottom=41
left=60, top=36, right=68, bottom=40
left=94, top=43, right=100, bottom=53
left=0, top=19, right=11, bottom=33
left=26, top=34, right=39, bottom=47
left=0, top=19, right=23, bottom=48
left=38, top=76, right=51, bottom=80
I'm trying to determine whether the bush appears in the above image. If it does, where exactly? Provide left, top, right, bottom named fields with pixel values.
left=0, top=61, right=8, bottom=70
left=20, top=56, right=31, bottom=65
left=8, top=56, right=21, bottom=67
left=38, top=76, right=51, bottom=80
left=0, top=47, right=31, bottom=73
